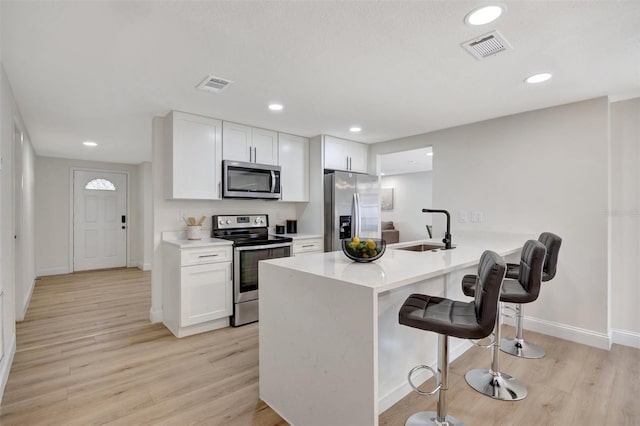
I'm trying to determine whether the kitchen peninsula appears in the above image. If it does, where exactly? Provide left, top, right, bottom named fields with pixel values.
left=259, top=233, right=529, bottom=426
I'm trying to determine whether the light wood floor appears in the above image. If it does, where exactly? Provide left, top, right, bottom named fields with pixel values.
left=1, top=268, right=638, bottom=425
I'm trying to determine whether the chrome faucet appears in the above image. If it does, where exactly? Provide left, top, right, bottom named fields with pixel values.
left=422, top=209, right=453, bottom=250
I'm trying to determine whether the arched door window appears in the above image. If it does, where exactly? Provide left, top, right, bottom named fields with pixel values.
left=84, top=178, right=116, bottom=191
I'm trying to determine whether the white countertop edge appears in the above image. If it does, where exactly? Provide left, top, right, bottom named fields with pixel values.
left=162, top=231, right=232, bottom=248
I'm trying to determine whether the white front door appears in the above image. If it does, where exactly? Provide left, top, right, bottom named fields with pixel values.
left=73, top=170, right=127, bottom=271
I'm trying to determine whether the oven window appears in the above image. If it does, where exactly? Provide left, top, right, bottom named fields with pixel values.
left=228, top=167, right=272, bottom=193
left=238, top=246, right=290, bottom=293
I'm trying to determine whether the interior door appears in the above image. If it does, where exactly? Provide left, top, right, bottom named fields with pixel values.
left=73, top=170, right=127, bottom=271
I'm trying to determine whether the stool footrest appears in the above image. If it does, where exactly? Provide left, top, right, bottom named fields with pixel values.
left=408, top=365, right=441, bottom=396
left=469, top=334, right=495, bottom=349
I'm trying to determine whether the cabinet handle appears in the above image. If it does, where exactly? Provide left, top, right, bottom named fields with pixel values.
left=253, top=146, right=257, bottom=163
left=346, top=156, right=350, bottom=170
left=199, top=254, right=219, bottom=258
left=218, top=181, right=221, bottom=197
left=301, top=244, right=315, bottom=248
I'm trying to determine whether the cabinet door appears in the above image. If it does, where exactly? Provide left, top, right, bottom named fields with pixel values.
left=180, top=262, right=232, bottom=327
left=222, top=122, right=252, bottom=162
left=278, top=133, right=309, bottom=201
left=252, top=128, right=278, bottom=165
left=169, top=112, right=222, bottom=200
left=324, top=135, right=349, bottom=171
left=346, top=141, right=368, bottom=173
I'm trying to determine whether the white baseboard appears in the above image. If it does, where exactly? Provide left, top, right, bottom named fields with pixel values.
left=149, top=308, right=163, bottom=323
left=17, top=278, right=36, bottom=322
left=0, top=334, right=17, bottom=403
left=503, top=315, right=611, bottom=350
left=134, top=261, right=152, bottom=271
left=378, top=338, right=472, bottom=413
left=36, top=266, right=71, bottom=277
left=611, top=328, right=640, bottom=349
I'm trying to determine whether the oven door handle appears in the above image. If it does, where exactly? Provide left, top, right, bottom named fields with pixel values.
left=235, top=242, right=292, bottom=251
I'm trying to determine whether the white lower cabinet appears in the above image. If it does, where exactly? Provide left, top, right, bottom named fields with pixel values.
left=180, top=262, right=232, bottom=327
left=163, top=242, right=233, bottom=337
left=292, top=237, right=323, bottom=256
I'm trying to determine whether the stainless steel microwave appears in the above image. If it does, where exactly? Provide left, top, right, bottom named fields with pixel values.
left=222, top=160, right=281, bottom=199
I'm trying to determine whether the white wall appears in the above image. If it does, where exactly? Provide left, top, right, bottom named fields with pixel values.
left=380, top=171, right=432, bottom=242
left=34, top=156, right=141, bottom=276
left=151, top=117, right=299, bottom=322
left=139, top=161, right=152, bottom=271
left=0, top=62, right=36, bottom=401
left=609, top=98, right=640, bottom=346
left=370, top=98, right=612, bottom=348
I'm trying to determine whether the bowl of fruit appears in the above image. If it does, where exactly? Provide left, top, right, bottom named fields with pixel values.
left=342, top=237, right=386, bottom=263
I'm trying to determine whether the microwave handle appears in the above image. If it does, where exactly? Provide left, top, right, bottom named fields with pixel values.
left=270, top=170, right=276, bottom=193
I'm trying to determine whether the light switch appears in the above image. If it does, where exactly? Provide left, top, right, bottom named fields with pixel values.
left=471, top=211, right=483, bottom=223
left=458, top=210, right=467, bottom=223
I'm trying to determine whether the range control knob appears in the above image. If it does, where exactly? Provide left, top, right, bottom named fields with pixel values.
left=226, top=220, right=231, bottom=225
left=254, top=217, right=262, bottom=225
left=218, top=219, right=224, bottom=225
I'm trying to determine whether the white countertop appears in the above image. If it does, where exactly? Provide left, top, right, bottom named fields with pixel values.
left=162, top=236, right=232, bottom=248
left=262, top=233, right=530, bottom=294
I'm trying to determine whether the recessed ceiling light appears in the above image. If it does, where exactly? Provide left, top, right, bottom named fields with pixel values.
left=83, top=141, right=98, bottom=147
left=349, top=126, right=362, bottom=133
left=380, top=172, right=386, bottom=176
left=525, top=73, right=552, bottom=84
left=268, top=103, right=284, bottom=111
left=465, top=5, right=504, bottom=26
left=427, top=152, right=434, bottom=156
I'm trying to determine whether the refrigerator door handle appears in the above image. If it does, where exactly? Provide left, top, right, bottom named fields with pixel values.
left=351, top=193, right=357, bottom=238
left=353, top=192, right=362, bottom=237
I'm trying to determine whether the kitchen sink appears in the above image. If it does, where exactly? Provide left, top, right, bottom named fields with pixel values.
left=395, top=243, right=445, bottom=252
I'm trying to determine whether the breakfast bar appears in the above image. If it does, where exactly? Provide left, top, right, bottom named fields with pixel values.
left=258, top=233, right=528, bottom=426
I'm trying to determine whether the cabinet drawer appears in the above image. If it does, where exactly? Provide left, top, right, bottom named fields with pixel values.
left=180, top=246, right=232, bottom=266
left=293, top=238, right=323, bottom=255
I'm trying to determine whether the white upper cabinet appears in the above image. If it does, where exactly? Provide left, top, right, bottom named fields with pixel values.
left=164, top=111, right=222, bottom=200
left=223, top=122, right=278, bottom=165
left=278, top=133, right=309, bottom=202
left=323, top=135, right=368, bottom=173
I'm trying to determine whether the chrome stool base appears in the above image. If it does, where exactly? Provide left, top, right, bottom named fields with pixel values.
left=500, top=337, right=545, bottom=359
left=465, top=368, right=527, bottom=401
left=405, top=411, right=464, bottom=426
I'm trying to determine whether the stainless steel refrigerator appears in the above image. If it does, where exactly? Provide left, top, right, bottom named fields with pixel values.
left=324, top=171, right=380, bottom=252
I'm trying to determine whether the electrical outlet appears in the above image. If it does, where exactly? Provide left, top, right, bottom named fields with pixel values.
left=458, top=210, right=467, bottom=223
left=471, top=211, right=483, bottom=223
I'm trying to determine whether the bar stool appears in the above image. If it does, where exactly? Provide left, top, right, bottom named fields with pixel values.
left=461, top=239, right=546, bottom=401
left=502, top=232, right=562, bottom=358
left=398, top=251, right=507, bottom=426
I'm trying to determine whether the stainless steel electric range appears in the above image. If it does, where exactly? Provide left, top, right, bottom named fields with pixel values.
left=212, top=214, right=292, bottom=326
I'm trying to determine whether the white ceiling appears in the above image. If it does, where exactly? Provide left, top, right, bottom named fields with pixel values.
left=2, top=1, right=639, bottom=164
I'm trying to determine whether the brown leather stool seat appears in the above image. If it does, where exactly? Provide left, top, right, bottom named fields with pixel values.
left=398, top=251, right=506, bottom=426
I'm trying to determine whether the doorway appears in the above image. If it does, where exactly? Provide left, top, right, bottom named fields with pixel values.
left=377, top=147, right=433, bottom=242
left=72, top=170, right=128, bottom=271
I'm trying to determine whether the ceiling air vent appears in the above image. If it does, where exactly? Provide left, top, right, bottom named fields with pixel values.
left=461, top=31, right=512, bottom=60
left=197, top=75, right=234, bottom=93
